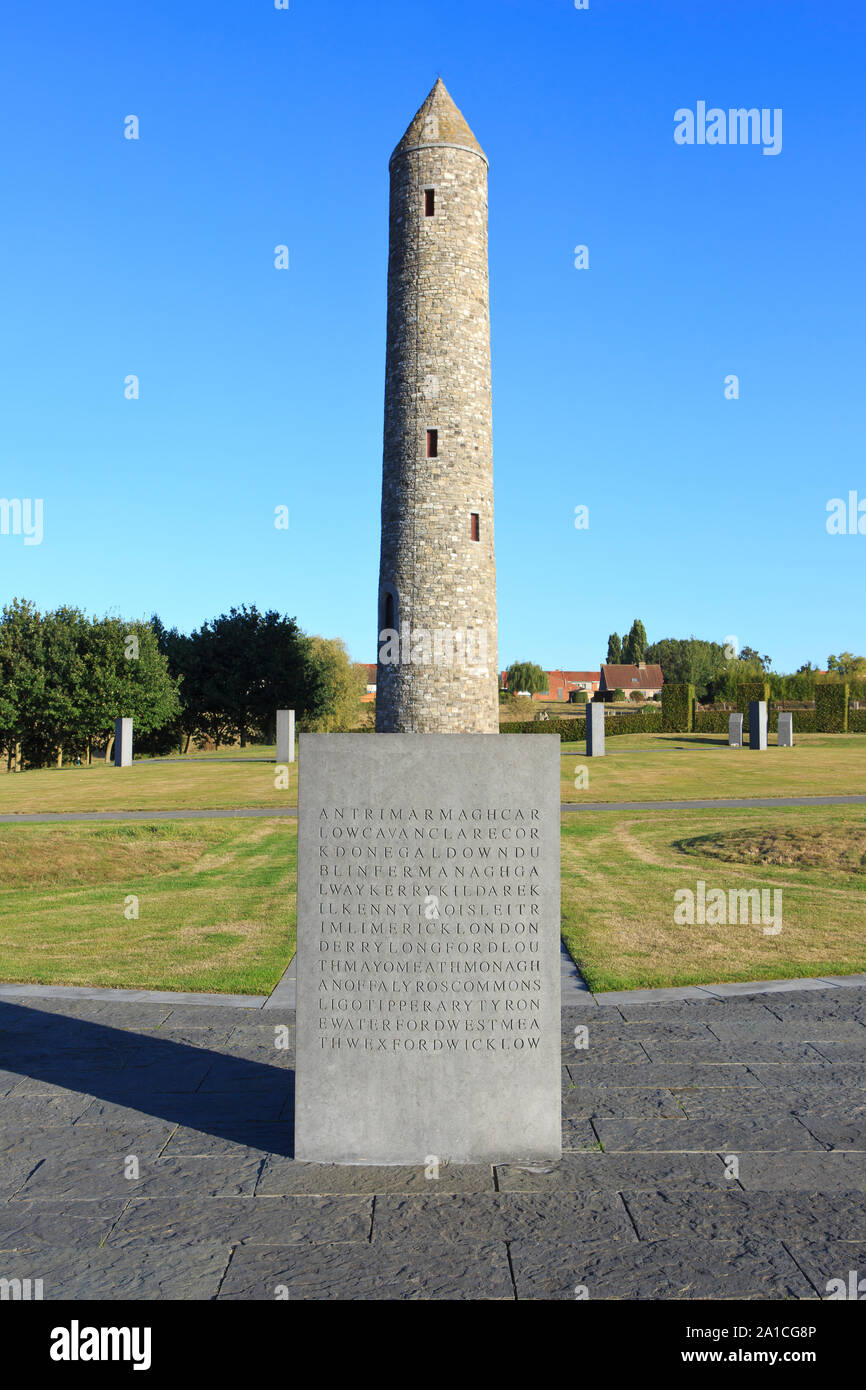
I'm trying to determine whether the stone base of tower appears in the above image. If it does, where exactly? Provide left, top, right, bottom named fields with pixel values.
left=375, top=664, right=500, bottom=733
left=294, top=732, right=562, bottom=1164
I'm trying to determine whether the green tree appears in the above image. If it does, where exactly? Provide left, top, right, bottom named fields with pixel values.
left=38, top=606, right=90, bottom=766
left=606, top=633, right=622, bottom=664
left=121, top=619, right=182, bottom=738
left=828, top=652, right=866, bottom=678
left=647, top=636, right=728, bottom=702
left=622, top=619, right=647, bottom=665
left=169, top=606, right=320, bottom=748
left=0, top=598, right=45, bottom=771
left=251, top=608, right=323, bottom=734
left=0, top=603, right=182, bottom=768
left=78, top=616, right=181, bottom=762
left=505, top=662, right=548, bottom=698
left=302, top=637, right=366, bottom=731
left=739, top=645, right=772, bottom=672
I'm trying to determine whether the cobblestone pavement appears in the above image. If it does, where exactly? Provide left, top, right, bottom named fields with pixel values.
left=1, top=989, right=864, bottom=1300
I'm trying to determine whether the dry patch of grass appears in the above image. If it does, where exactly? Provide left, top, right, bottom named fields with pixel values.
left=498, top=696, right=543, bottom=723
left=676, top=821, right=866, bottom=877
left=0, top=823, right=209, bottom=889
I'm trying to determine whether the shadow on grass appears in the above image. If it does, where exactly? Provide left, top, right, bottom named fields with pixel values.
left=561, top=737, right=731, bottom=754
left=677, top=736, right=731, bottom=747
left=0, top=1000, right=296, bottom=1157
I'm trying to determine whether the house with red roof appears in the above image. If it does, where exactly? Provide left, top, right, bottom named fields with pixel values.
left=599, top=663, right=664, bottom=699
left=500, top=669, right=601, bottom=701
left=356, top=663, right=378, bottom=703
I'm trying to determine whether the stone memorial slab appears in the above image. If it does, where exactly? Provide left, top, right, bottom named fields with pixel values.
left=114, top=717, right=133, bottom=768
left=778, top=712, right=794, bottom=747
left=586, top=702, right=605, bottom=757
left=295, top=732, right=562, bottom=1165
left=728, top=713, right=743, bottom=748
left=749, top=701, right=768, bottom=751
left=276, top=709, right=295, bottom=764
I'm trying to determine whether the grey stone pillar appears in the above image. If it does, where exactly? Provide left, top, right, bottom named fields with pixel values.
left=778, top=712, right=794, bottom=747
left=586, top=701, right=605, bottom=757
left=276, top=709, right=295, bottom=763
left=114, top=717, right=133, bottom=767
left=749, top=701, right=768, bottom=750
left=295, top=733, right=561, bottom=1163
left=728, top=713, right=743, bottom=747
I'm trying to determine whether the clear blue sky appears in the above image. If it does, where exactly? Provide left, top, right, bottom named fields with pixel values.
left=2, top=0, right=863, bottom=673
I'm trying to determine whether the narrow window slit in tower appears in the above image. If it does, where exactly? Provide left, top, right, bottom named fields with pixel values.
left=470, top=513, right=480, bottom=542
left=426, top=429, right=438, bottom=458
left=384, top=592, right=395, bottom=632
left=424, top=189, right=435, bottom=217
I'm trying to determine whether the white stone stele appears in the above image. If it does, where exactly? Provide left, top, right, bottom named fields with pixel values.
left=749, top=701, right=768, bottom=751
left=114, top=717, right=133, bottom=767
left=294, top=732, right=562, bottom=1165
left=276, top=709, right=295, bottom=764
left=778, top=712, right=794, bottom=747
left=729, top=712, right=744, bottom=748
left=586, top=701, right=605, bottom=757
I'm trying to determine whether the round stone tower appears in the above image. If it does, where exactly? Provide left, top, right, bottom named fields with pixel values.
left=375, top=79, right=499, bottom=733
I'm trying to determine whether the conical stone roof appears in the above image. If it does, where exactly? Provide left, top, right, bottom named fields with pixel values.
left=390, top=78, right=487, bottom=166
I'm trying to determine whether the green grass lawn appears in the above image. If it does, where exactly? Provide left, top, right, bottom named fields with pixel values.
left=3, top=733, right=863, bottom=814
left=3, top=803, right=861, bottom=998
left=561, top=804, right=866, bottom=992
left=1, top=735, right=864, bottom=996
left=0, top=750, right=298, bottom=813
left=559, top=732, right=866, bottom=803
left=139, top=743, right=288, bottom=761
left=0, top=819, right=296, bottom=995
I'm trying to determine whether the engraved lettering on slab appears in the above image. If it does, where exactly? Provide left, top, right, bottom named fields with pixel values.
left=295, top=734, right=561, bottom=1164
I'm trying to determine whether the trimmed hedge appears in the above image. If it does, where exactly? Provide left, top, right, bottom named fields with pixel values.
left=815, top=682, right=849, bottom=733
left=498, top=705, right=866, bottom=738
left=500, top=719, right=583, bottom=738
left=500, top=711, right=663, bottom=740
left=736, top=680, right=770, bottom=709
left=607, top=711, right=663, bottom=735
left=661, top=683, right=695, bottom=733
left=779, top=709, right=816, bottom=733
left=694, top=710, right=733, bottom=734
left=696, top=708, right=820, bottom=734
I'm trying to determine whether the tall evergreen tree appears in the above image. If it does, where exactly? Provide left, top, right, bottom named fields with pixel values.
left=623, top=619, right=647, bottom=665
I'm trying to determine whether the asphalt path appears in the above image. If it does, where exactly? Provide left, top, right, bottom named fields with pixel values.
left=2, top=793, right=865, bottom=823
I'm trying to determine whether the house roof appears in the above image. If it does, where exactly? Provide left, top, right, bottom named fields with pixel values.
left=601, top=664, right=664, bottom=690
left=500, top=669, right=600, bottom=689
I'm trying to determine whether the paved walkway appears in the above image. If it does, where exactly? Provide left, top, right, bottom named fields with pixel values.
left=0, top=808, right=300, bottom=824
left=1, top=975, right=864, bottom=1299
left=2, top=793, right=865, bottom=824
left=561, top=795, right=866, bottom=813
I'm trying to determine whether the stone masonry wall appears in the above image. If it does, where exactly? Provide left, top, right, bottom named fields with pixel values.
left=376, top=131, right=499, bottom=733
